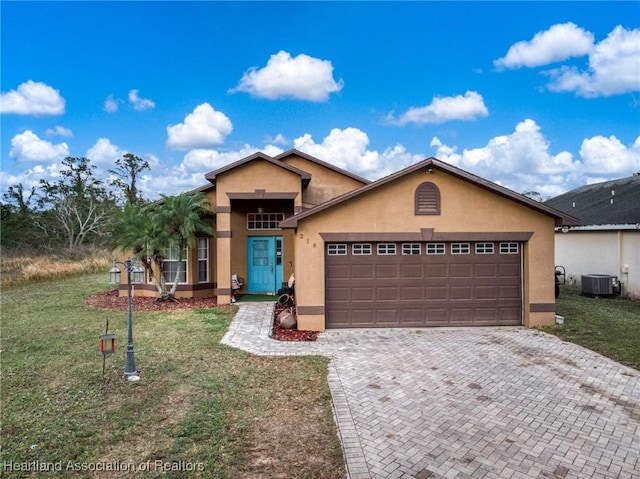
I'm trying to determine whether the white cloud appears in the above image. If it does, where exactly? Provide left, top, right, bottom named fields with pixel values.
left=580, top=135, right=640, bottom=174
left=141, top=144, right=286, bottom=197
left=0, top=80, right=65, bottom=115
left=494, top=22, right=594, bottom=69
left=104, top=95, right=119, bottom=113
left=86, top=138, right=125, bottom=168
left=388, top=91, right=489, bottom=125
left=181, top=147, right=263, bottom=173
left=544, top=26, right=640, bottom=97
left=293, top=127, right=423, bottom=179
left=9, top=130, right=69, bottom=162
left=265, top=133, right=289, bottom=145
left=166, top=103, right=233, bottom=150
left=430, top=120, right=639, bottom=197
left=293, top=127, right=379, bottom=173
left=230, top=50, right=344, bottom=102
left=430, top=120, right=582, bottom=195
left=0, top=164, right=61, bottom=192
left=128, top=89, right=155, bottom=111
left=45, top=125, right=73, bottom=138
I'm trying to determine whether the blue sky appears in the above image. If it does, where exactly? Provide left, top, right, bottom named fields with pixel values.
left=1, top=1, right=639, bottom=201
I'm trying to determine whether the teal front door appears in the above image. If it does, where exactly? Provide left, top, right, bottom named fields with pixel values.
left=248, top=236, right=283, bottom=293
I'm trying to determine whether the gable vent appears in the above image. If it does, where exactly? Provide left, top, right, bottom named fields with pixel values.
left=415, top=182, right=440, bottom=215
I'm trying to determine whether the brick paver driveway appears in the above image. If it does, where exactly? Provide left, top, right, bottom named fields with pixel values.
left=222, top=303, right=640, bottom=479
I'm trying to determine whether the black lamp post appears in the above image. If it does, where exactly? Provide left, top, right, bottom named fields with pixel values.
left=109, top=258, right=145, bottom=382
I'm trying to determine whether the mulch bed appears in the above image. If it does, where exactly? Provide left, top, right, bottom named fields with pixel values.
left=85, top=288, right=220, bottom=312
left=272, top=303, right=319, bottom=342
left=87, top=288, right=318, bottom=341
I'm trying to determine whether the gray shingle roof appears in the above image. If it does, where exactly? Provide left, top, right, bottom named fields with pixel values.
left=545, top=175, right=640, bottom=226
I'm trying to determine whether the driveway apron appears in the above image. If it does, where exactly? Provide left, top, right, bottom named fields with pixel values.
left=221, top=303, right=640, bottom=479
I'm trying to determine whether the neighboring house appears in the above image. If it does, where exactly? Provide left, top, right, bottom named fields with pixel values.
left=545, top=175, right=640, bottom=299
left=122, top=149, right=576, bottom=330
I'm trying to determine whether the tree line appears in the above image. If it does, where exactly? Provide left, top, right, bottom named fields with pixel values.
left=1, top=154, right=151, bottom=253
left=2, top=154, right=214, bottom=300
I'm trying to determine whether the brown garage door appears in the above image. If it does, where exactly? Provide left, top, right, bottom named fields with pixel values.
left=325, top=241, right=522, bottom=328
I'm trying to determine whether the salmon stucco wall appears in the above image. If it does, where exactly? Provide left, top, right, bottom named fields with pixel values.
left=291, top=168, right=557, bottom=330
left=214, top=159, right=303, bottom=302
left=280, top=154, right=367, bottom=207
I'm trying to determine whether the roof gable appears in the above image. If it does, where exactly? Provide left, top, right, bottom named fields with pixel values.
left=280, top=157, right=578, bottom=228
left=545, top=175, right=640, bottom=226
left=204, top=151, right=311, bottom=186
left=274, top=149, right=370, bottom=185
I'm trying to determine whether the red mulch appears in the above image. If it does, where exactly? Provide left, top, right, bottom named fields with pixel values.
left=85, top=288, right=220, bottom=312
left=86, top=288, right=318, bottom=342
left=272, top=304, right=319, bottom=342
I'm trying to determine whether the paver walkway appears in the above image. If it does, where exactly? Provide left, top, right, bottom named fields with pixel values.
left=221, top=302, right=640, bottom=479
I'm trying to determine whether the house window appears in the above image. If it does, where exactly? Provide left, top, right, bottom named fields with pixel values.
left=500, top=242, right=519, bottom=254
left=426, top=243, right=445, bottom=255
left=402, top=243, right=421, bottom=255
left=475, top=242, right=494, bottom=254
left=162, top=244, right=187, bottom=283
left=451, top=243, right=470, bottom=255
left=247, top=213, right=284, bottom=230
left=353, top=243, right=372, bottom=255
left=198, top=238, right=208, bottom=283
left=415, top=182, right=440, bottom=215
left=327, top=244, right=347, bottom=255
left=377, top=243, right=397, bottom=255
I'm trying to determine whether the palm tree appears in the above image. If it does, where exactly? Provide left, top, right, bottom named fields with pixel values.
left=113, top=192, right=214, bottom=300
left=154, top=192, right=215, bottom=298
left=113, top=202, right=170, bottom=297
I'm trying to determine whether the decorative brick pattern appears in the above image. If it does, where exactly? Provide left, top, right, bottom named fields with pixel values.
left=222, top=303, right=640, bottom=479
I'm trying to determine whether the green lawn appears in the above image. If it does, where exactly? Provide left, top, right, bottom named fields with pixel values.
left=0, top=275, right=344, bottom=478
left=543, top=286, right=640, bottom=370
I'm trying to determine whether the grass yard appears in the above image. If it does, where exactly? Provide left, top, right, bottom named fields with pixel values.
left=543, top=286, right=640, bottom=370
left=0, top=275, right=345, bottom=478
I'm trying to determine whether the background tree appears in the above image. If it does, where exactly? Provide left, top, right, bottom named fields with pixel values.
left=38, top=157, right=118, bottom=252
left=109, top=153, right=150, bottom=206
left=522, top=190, right=545, bottom=202
left=1, top=183, right=42, bottom=250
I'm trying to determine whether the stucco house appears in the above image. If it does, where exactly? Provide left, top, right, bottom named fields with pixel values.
left=546, top=175, right=640, bottom=299
left=123, top=149, right=576, bottom=330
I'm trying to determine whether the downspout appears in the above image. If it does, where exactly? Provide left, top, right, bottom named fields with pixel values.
left=617, top=230, right=626, bottom=296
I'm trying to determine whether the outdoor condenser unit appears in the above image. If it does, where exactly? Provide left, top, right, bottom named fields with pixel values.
left=581, top=274, right=618, bottom=296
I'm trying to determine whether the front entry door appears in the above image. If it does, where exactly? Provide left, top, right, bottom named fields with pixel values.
left=248, top=236, right=283, bottom=293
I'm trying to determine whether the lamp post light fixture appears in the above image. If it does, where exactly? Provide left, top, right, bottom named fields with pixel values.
left=109, top=258, right=145, bottom=382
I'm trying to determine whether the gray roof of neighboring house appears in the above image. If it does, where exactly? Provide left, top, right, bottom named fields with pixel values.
left=545, top=175, right=640, bottom=226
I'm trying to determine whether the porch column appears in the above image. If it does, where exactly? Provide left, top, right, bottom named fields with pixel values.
left=216, top=208, right=232, bottom=304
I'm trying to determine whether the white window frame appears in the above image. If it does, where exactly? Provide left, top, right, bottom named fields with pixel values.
left=475, top=242, right=494, bottom=254
left=451, top=243, right=470, bottom=255
left=402, top=243, right=421, bottom=255
left=247, top=212, right=285, bottom=230
left=377, top=243, right=397, bottom=255
left=327, top=244, right=347, bottom=255
left=500, top=242, right=519, bottom=254
left=352, top=243, right=372, bottom=255
left=426, top=243, right=446, bottom=255
left=162, top=244, right=187, bottom=284
left=198, top=238, right=209, bottom=283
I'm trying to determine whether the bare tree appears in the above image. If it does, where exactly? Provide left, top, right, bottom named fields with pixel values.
left=38, top=157, right=117, bottom=252
left=109, top=153, right=150, bottom=205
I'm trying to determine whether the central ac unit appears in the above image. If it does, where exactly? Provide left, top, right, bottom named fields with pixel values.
left=581, top=274, right=617, bottom=296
